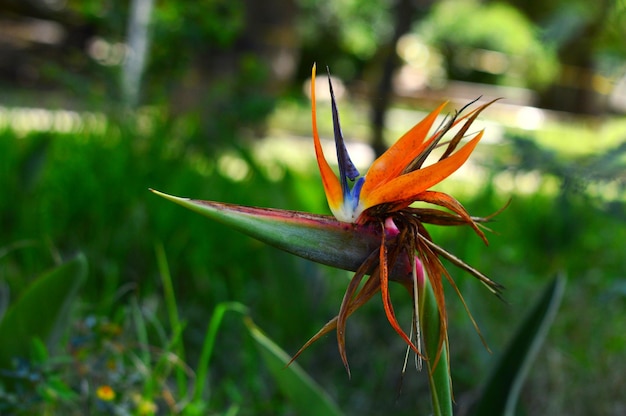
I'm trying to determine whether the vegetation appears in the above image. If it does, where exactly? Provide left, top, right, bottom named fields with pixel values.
left=1, top=0, right=625, bottom=414
left=1, top=100, right=625, bottom=413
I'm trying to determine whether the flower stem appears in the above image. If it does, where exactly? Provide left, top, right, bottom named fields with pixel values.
left=421, top=273, right=453, bottom=416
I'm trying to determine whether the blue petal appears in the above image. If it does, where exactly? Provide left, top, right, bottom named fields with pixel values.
left=327, top=69, right=360, bottom=204
left=349, top=176, right=365, bottom=211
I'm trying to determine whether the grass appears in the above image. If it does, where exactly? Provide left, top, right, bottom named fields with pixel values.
left=1, top=102, right=625, bottom=414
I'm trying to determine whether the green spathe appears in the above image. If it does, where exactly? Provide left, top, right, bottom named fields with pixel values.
left=150, top=189, right=391, bottom=274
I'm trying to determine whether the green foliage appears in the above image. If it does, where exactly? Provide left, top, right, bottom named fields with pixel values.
left=471, top=275, right=566, bottom=416
left=245, top=318, right=344, bottom=416
left=188, top=301, right=248, bottom=414
left=146, top=0, right=277, bottom=150
left=1, top=102, right=625, bottom=413
left=493, top=132, right=626, bottom=217
left=154, top=0, right=243, bottom=48
left=148, top=0, right=246, bottom=94
left=0, top=117, right=334, bottom=413
left=416, top=0, right=559, bottom=88
left=2, top=0, right=625, bottom=413
left=0, top=254, right=87, bottom=369
left=0, top=254, right=86, bottom=412
left=296, top=0, right=395, bottom=80
left=297, top=0, right=394, bottom=59
left=29, top=0, right=273, bottom=150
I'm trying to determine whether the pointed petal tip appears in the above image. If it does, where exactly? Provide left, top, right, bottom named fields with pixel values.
left=310, top=64, right=344, bottom=216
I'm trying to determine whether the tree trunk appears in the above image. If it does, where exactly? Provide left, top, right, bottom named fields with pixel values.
left=369, top=0, right=435, bottom=157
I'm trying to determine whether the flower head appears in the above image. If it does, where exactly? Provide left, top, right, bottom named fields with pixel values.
left=300, top=64, right=504, bottom=375
left=96, top=385, right=116, bottom=401
left=150, top=64, right=504, bottom=380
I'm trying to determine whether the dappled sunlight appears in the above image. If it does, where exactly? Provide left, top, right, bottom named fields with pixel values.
left=0, top=106, right=106, bottom=134
left=252, top=135, right=312, bottom=177
left=253, top=134, right=375, bottom=182
left=587, top=180, right=626, bottom=204
left=87, top=37, right=128, bottom=67
left=493, top=170, right=560, bottom=195
left=303, top=74, right=346, bottom=102
left=514, top=106, right=546, bottom=130
left=216, top=152, right=250, bottom=182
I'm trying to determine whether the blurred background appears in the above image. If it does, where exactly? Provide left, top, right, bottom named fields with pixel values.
left=1, top=0, right=625, bottom=414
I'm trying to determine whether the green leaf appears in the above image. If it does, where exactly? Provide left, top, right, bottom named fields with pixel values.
left=244, top=317, right=344, bottom=416
left=471, top=274, right=566, bottom=416
left=0, top=253, right=87, bottom=369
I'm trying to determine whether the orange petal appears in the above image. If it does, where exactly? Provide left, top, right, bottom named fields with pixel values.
left=360, top=102, right=448, bottom=196
left=415, top=190, right=487, bottom=244
left=380, top=225, right=422, bottom=356
left=361, top=131, right=483, bottom=210
left=311, top=64, right=343, bottom=212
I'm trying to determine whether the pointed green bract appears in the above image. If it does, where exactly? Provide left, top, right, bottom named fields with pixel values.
left=150, top=189, right=384, bottom=273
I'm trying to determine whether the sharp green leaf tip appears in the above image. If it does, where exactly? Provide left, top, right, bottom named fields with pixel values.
left=150, top=188, right=188, bottom=203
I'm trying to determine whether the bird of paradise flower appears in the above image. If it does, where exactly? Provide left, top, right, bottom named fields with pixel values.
left=151, top=64, right=504, bottom=381
left=293, top=64, right=504, bottom=376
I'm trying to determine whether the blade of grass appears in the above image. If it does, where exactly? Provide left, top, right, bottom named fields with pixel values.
left=192, top=301, right=249, bottom=404
left=245, top=317, right=344, bottom=416
left=155, top=242, right=188, bottom=397
left=131, top=296, right=155, bottom=399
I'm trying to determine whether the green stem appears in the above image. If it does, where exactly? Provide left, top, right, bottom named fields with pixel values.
left=421, top=275, right=453, bottom=416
